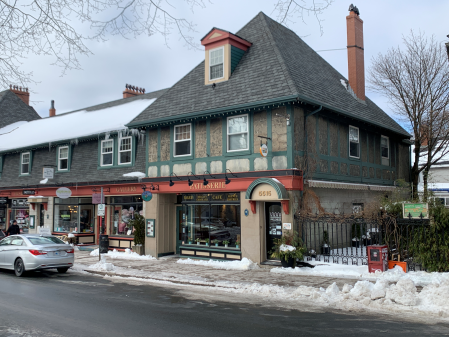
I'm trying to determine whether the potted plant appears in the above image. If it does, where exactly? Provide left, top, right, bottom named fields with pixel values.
left=128, top=213, right=145, bottom=255
left=195, top=238, right=201, bottom=245
left=236, top=240, right=241, bottom=249
left=270, top=231, right=307, bottom=268
left=213, top=239, right=219, bottom=247
left=188, top=238, right=193, bottom=245
left=205, top=238, right=210, bottom=246
left=321, top=230, right=330, bottom=255
left=223, top=240, right=230, bottom=248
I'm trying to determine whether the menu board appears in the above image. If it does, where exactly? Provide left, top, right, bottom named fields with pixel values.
left=146, top=219, right=155, bottom=237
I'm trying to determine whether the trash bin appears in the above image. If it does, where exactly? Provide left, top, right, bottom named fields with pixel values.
left=367, top=245, right=388, bottom=273
left=99, top=235, right=109, bottom=254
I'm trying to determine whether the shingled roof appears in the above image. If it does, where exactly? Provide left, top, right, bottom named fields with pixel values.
left=129, top=12, right=409, bottom=138
left=0, top=89, right=41, bottom=129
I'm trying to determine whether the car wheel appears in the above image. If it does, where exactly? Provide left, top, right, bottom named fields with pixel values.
left=14, top=258, right=26, bottom=277
left=57, top=267, right=69, bottom=273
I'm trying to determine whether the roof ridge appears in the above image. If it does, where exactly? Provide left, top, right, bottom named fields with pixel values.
left=257, top=13, right=298, bottom=96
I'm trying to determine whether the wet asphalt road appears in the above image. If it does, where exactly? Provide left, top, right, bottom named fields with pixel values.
left=0, top=269, right=449, bottom=337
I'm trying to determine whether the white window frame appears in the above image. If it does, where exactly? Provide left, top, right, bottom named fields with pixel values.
left=209, top=46, right=225, bottom=81
left=227, top=114, right=249, bottom=152
left=21, top=152, right=30, bottom=175
left=381, top=135, right=389, bottom=159
left=58, top=146, right=69, bottom=171
left=118, top=136, right=133, bottom=165
left=173, top=123, right=192, bottom=157
left=349, top=125, right=360, bottom=159
left=100, top=139, right=114, bottom=167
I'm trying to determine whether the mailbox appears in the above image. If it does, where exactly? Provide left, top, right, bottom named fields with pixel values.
left=367, top=245, right=388, bottom=273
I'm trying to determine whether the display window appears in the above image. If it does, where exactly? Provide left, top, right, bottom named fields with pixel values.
left=0, top=207, right=6, bottom=231
left=182, top=193, right=241, bottom=247
left=109, top=196, right=143, bottom=236
left=11, top=199, right=30, bottom=233
left=53, top=198, right=95, bottom=233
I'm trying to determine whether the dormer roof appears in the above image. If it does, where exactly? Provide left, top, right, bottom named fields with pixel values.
left=201, top=27, right=252, bottom=51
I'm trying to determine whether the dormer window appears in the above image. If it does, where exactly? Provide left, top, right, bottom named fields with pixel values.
left=201, top=28, right=252, bottom=85
left=209, top=47, right=224, bottom=80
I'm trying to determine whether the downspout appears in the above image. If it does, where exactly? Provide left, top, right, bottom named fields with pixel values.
left=304, top=105, right=323, bottom=185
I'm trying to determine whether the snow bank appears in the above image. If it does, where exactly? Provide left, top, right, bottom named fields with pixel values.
left=40, top=178, right=48, bottom=184
left=90, top=248, right=155, bottom=260
left=177, top=258, right=259, bottom=271
left=272, top=261, right=368, bottom=278
left=87, top=257, right=116, bottom=272
left=272, top=261, right=449, bottom=287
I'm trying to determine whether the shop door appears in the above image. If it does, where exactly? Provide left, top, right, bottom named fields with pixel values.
left=39, top=204, right=45, bottom=228
left=266, top=202, right=282, bottom=260
left=176, top=206, right=185, bottom=254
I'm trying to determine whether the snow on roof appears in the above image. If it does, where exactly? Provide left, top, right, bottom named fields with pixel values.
left=0, top=98, right=156, bottom=152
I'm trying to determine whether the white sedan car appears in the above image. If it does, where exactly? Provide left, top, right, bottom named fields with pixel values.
left=0, top=234, right=75, bottom=277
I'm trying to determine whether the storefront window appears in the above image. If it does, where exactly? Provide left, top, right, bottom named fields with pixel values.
left=109, top=196, right=143, bottom=236
left=53, top=198, right=94, bottom=233
left=183, top=193, right=241, bottom=247
left=11, top=199, right=30, bottom=233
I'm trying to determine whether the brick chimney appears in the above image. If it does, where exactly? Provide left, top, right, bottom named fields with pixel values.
left=346, top=4, right=365, bottom=101
left=123, top=84, right=145, bottom=98
left=49, top=100, right=56, bottom=117
left=10, top=85, right=30, bottom=105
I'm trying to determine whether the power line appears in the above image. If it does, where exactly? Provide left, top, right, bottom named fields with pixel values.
left=315, top=48, right=347, bottom=52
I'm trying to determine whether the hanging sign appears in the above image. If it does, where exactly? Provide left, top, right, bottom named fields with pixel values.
left=56, top=187, right=72, bottom=199
left=142, top=191, right=153, bottom=202
left=92, top=193, right=104, bottom=204
left=43, top=168, right=54, bottom=179
left=97, top=204, right=106, bottom=216
left=260, top=144, right=268, bottom=157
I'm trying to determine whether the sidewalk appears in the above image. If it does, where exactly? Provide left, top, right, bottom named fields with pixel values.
left=74, top=250, right=361, bottom=290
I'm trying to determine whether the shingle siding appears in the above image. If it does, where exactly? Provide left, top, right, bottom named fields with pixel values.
left=0, top=90, right=41, bottom=128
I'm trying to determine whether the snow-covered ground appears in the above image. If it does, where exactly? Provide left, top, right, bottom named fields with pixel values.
left=272, top=260, right=449, bottom=287
left=177, top=258, right=259, bottom=271
left=90, top=248, right=156, bottom=260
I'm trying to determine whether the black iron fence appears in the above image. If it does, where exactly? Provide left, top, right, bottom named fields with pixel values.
left=300, top=214, right=430, bottom=271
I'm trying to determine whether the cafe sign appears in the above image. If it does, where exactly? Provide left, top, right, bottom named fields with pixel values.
left=56, top=187, right=72, bottom=199
left=403, top=203, right=428, bottom=219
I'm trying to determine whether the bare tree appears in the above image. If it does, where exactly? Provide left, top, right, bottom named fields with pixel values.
left=369, top=32, right=449, bottom=200
left=0, top=0, right=332, bottom=89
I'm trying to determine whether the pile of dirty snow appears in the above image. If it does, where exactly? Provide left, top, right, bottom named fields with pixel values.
left=90, top=248, right=155, bottom=260
left=87, top=256, right=116, bottom=272
left=177, top=258, right=259, bottom=271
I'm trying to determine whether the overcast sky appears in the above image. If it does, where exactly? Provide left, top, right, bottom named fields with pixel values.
left=13, top=0, right=449, bottom=131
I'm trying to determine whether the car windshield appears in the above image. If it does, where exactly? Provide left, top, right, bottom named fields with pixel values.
left=43, top=236, right=65, bottom=244
left=28, top=237, right=61, bottom=245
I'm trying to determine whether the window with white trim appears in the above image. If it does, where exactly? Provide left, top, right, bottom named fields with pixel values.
left=209, top=47, right=224, bottom=80
left=227, top=115, right=249, bottom=152
left=349, top=126, right=360, bottom=158
left=58, top=146, right=69, bottom=171
left=118, top=137, right=132, bottom=164
left=174, top=124, right=191, bottom=156
left=101, top=140, right=114, bottom=166
left=21, top=152, right=30, bottom=174
left=381, top=136, right=389, bottom=159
